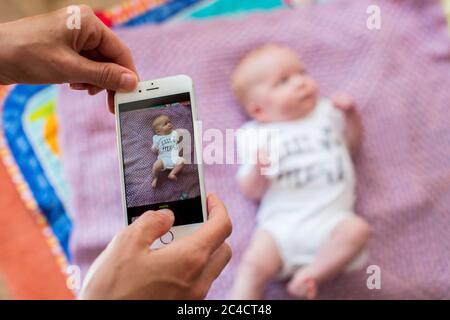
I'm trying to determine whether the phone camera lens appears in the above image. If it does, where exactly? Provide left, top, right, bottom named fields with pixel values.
left=139, top=90, right=142, bottom=93
left=151, top=82, right=154, bottom=85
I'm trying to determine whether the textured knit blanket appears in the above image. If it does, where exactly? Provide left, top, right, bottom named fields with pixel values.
left=58, top=0, right=450, bottom=299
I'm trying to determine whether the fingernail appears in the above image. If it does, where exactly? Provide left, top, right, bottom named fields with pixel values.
left=120, top=73, right=137, bottom=91
left=70, top=83, right=86, bottom=90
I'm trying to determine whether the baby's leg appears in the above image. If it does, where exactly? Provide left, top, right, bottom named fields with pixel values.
left=151, top=160, right=164, bottom=188
left=288, top=215, right=369, bottom=299
left=168, top=157, right=185, bottom=180
left=230, top=229, right=282, bottom=300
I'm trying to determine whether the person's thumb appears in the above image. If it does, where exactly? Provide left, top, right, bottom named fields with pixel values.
left=73, top=56, right=138, bottom=92
left=130, top=209, right=175, bottom=246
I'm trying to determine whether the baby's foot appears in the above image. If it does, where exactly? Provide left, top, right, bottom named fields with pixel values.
left=168, top=173, right=177, bottom=181
left=151, top=178, right=158, bottom=188
left=287, top=267, right=318, bottom=299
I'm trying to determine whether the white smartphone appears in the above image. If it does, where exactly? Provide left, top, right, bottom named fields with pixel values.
left=115, top=75, right=207, bottom=249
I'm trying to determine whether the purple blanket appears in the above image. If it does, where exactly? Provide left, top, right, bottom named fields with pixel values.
left=58, top=0, right=450, bottom=299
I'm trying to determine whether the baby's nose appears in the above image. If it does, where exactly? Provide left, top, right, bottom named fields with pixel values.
left=293, top=76, right=306, bottom=88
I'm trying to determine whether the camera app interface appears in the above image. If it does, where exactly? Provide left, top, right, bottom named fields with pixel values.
left=119, top=92, right=203, bottom=226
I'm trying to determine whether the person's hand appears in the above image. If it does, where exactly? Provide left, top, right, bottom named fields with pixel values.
left=79, top=193, right=232, bottom=300
left=0, top=5, right=138, bottom=112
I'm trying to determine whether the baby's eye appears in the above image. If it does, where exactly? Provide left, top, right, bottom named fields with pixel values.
left=277, top=76, right=289, bottom=86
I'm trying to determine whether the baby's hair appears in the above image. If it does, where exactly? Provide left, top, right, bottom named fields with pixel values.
left=152, top=114, right=169, bottom=132
left=231, top=43, right=290, bottom=106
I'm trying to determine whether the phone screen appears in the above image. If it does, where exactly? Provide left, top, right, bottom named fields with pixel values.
left=118, top=92, right=204, bottom=226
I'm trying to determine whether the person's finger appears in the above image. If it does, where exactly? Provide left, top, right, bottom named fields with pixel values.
left=70, top=83, right=88, bottom=90
left=200, top=243, right=232, bottom=281
left=75, top=9, right=138, bottom=75
left=129, top=209, right=175, bottom=247
left=192, top=243, right=232, bottom=297
left=70, top=83, right=104, bottom=96
left=95, top=21, right=138, bottom=74
left=88, top=86, right=104, bottom=96
left=107, top=90, right=115, bottom=113
left=81, top=48, right=107, bottom=64
left=188, top=193, right=232, bottom=255
left=70, top=54, right=138, bottom=92
left=84, top=24, right=141, bottom=113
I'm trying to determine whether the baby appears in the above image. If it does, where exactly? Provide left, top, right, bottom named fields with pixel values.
left=230, top=44, right=370, bottom=299
left=151, top=114, right=185, bottom=188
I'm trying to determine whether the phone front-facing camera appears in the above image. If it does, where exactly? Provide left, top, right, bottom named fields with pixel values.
left=139, top=90, right=142, bottom=93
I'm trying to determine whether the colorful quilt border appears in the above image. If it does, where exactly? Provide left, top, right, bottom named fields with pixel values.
left=0, top=85, right=70, bottom=276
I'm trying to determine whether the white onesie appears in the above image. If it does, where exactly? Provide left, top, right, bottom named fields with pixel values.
left=237, top=99, right=359, bottom=277
left=152, top=130, right=182, bottom=169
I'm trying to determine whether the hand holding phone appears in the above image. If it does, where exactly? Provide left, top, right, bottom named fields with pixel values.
left=80, top=193, right=232, bottom=299
left=115, top=75, right=207, bottom=249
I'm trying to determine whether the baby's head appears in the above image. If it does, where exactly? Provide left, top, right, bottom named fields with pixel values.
left=231, top=44, right=318, bottom=122
left=152, top=115, right=173, bottom=135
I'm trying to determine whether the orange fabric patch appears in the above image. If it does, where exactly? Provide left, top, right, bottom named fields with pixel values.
left=0, top=159, right=74, bottom=299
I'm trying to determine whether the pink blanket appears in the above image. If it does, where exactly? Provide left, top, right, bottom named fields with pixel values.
left=58, top=0, right=450, bottom=299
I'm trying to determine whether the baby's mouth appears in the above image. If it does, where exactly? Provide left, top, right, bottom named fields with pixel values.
left=298, top=91, right=313, bottom=102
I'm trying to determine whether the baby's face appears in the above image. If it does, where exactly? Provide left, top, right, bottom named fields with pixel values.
left=234, top=46, right=318, bottom=122
left=153, top=115, right=174, bottom=135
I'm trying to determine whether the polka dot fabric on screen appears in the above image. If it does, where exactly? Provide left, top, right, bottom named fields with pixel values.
left=120, top=103, right=200, bottom=207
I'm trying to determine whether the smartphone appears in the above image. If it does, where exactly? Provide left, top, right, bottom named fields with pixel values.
left=115, top=75, right=207, bottom=249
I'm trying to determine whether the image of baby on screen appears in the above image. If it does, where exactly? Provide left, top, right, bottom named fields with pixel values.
left=151, top=114, right=186, bottom=188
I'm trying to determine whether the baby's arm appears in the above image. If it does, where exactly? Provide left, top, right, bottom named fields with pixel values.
left=172, top=129, right=182, bottom=143
left=331, top=94, right=363, bottom=157
left=151, top=136, right=159, bottom=153
left=238, top=150, right=270, bottom=201
left=175, top=130, right=183, bottom=143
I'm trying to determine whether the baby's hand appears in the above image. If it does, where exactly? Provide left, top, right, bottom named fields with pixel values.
left=332, top=93, right=363, bottom=156
left=331, top=93, right=355, bottom=112
left=238, top=149, right=271, bottom=200
left=255, top=149, right=271, bottom=174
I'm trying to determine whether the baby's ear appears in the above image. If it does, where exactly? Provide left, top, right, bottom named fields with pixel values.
left=245, top=101, right=263, bottom=119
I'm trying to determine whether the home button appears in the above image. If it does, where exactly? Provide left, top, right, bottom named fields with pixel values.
left=160, top=231, right=174, bottom=244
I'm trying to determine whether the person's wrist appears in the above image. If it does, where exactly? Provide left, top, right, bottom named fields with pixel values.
left=0, top=22, right=12, bottom=84
left=0, top=20, right=23, bottom=85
